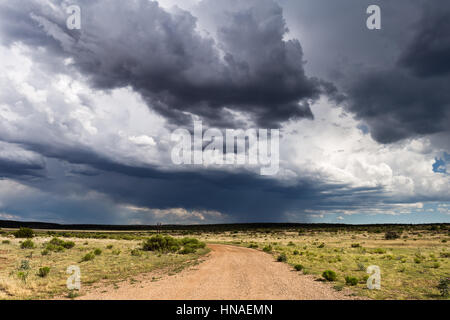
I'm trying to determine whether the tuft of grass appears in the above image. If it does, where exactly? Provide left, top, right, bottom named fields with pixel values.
left=37, top=267, right=50, bottom=278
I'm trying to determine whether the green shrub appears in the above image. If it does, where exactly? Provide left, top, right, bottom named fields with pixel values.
left=357, top=262, right=365, bottom=271
left=20, top=239, right=35, bottom=249
left=41, top=249, right=49, bottom=256
left=142, top=235, right=180, bottom=253
left=385, top=231, right=400, bottom=240
left=287, top=241, right=295, bottom=246
left=372, top=248, right=386, bottom=254
left=17, top=271, right=28, bottom=282
left=262, top=245, right=272, bottom=252
left=345, top=276, right=358, bottom=286
left=38, top=267, right=50, bottom=278
left=294, top=264, right=304, bottom=271
left=14, top=227, right=34, bottom=238
left=322, top=270, right=337, bottom=281
left=106, top=244, right=113, bottom=249
left=63, top=241, right=75, bottom=249
left=179, top=245, right=196, bottom=254
left=112, top=249, right=121, bottom=255
left=351, top=243, right=361, bottom=248
left=248, top=243, right=258, bottom=249
left=2, top=240, right=10, bottom=244
left=81, top=252, right=95, bottom=262
left=131, top=249, right=142, bottom=257
left=277, top=253, right=287, bottom=262
left=437, top=277, right=449, bottom=297
left=93, top=248, right=102, bottom=255
left=293, top=250, right=299, bottom=255
left=318, top=243, right=325, bottom=248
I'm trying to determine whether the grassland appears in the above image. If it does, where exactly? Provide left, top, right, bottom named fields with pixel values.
left=0, top=231, right=208, bottom=299
left=195, top=225, right=449, bottom=300
left=0, top=224, right=448, bottom=300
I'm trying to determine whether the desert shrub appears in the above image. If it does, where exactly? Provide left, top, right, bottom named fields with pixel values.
left=293, top=250, right=299, bottom=255
left=432, top=262, right=440, bottom=269
left=318, top=243, right=325, bottom=248
left=277, top=253, right=287, bottom=262
left=442, top=239, right=447, bottom=243
left=38, top=267, right=50, bottom=278
left=345, top=276, right=358, bottom=286
left=322, top=270, right=337, bottom=281
left=385, top=231, right=400, bottom=240
left=81, top=252, right=95, bottom=262
left=19, top=260, right=30, bottom=270
left=351, top=243, right=361, bottom=248
left=437, top=277, right=449, bottom=297
left=106, top=244, right=113, bottom=249
left=441, top=252, right=450, bottom=258
left=131, top=249, right=142, bottom=257
left=356, top=262, right=365, bottom=271
left=372, top=248, right=386, bottom=254
left=360, top=275, right=369, bottom=283
left=2, top=240, right=10, bottom=244
left=41, top=249, right=49, bottom=256
left=248, top=243, right=258, bottom=249
left=112, top=249, right=121, bottom=255
left=142, top=235, right=180, bottom=253
left=262, top=245, right=272, bottom=252
left=179, top=245, right=196, bottom=254
left=294, top=264, right=304, bottom=271
left=46, top=238, right=75, bottom=251
left=93, top=248, right=102, bottom=255
left=63, top=241, right=75, bottom=249
left=14, top=227, right=34, bottom=238
left=180, top=237, right=205, bottom=250
left=287, top=241, right=295, bottom=246
left=21, top=239, right=35, bottom=249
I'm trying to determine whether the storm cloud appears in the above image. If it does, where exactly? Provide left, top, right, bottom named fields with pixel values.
left=346, top=1, right=450, bottom=143
left=0, top=0, right=333, bottom=128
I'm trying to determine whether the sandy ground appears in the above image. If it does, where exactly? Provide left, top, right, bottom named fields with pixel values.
left=79, top=244, right=360, bottom=300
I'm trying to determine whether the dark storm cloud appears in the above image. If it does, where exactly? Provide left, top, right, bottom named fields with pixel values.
left=345, top=0, right=450, bottom=143
left=0, top=0, right=334, bottom=128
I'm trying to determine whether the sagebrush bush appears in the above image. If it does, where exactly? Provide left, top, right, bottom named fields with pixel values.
left=248, top=243, right=258, bottom=249
left=20, top=239, right=35, bottom=249
left=106, top=244, right=113, bottom=249
left=38, top=267, right=50, bottom=278
left=93, top=248, right=102, bottom=255
left=322, top=270, right=337, bottom=281
left=345, top=276, right=358, bottom=286
left=14, top=227, right=34, bottom=238
left=142, top=235, right=180, bottom=253
left=19, top=260, right=30, bottom=270
left=262, top=245, right=272, bottom=252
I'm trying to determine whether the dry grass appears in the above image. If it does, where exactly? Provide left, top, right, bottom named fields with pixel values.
left=0, top=236, right=208, bottom=300
left=196, top=229, right=450, bottom=300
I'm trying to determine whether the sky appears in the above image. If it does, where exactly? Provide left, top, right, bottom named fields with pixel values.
left=0, top=0, right=449, bottom=225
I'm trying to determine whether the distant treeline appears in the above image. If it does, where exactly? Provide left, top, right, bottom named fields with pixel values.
left=0, top=219, right=448, bottom=233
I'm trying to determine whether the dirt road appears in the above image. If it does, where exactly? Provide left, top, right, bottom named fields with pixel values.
left=79, top=244, right=358, bottom=300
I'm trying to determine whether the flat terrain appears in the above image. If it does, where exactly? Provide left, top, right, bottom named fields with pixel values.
left=80, top=244, right=356, bottom=300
